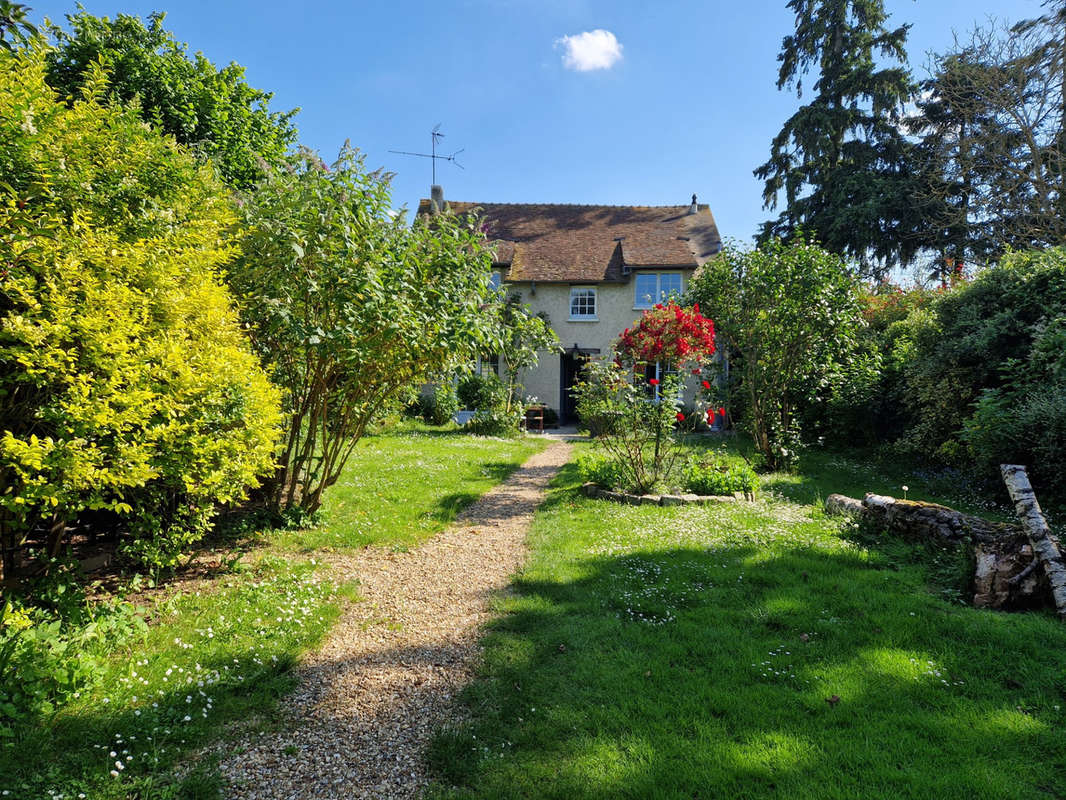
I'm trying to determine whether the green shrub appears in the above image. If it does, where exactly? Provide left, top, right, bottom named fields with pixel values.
left=577, top=453, right=626, bottom=490
left=465, top=405, right=523, bottom=437
left=681, top=455, right=757, bottom=496
left=457, top=372, right=507, bottom=411
left=0, top=589, right=147, bottom=728
left=0, top=51, right=281, bottom=576
left=963, top=380, right=1066, bottom=496
left=425, top=383, right=460, bottom=426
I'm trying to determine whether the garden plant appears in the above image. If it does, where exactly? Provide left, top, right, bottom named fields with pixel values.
left=575, top=302, right=718, bottom=494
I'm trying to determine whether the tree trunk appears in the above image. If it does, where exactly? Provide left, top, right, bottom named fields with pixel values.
left=999, top=464, right=1066, bottom=618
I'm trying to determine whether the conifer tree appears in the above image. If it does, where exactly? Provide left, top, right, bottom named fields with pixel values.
left=755, top=0, right=916, bottom=274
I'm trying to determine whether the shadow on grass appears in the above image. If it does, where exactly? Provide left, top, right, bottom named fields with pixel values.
left=424, top=505, right=1066, bottom=799
left=1, top=645, right=307, bottom=800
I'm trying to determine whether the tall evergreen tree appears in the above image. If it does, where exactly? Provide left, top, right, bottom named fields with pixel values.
left=755, top=0, right=916, bottom=274
left=908, top=15, right=1066, bottom=269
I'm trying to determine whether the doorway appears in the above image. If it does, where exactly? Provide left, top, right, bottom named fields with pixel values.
left=559, top=348, right=599, bottom=424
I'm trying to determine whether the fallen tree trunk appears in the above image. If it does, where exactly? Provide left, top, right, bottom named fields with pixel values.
left=825, top=492, right=1049, bottom=611
left=826, top=493, right=1019, bottom=543
left=999, top=464, right=1066, bottom=619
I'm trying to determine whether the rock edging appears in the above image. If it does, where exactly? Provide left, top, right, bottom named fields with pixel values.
left=581, top=482, right=753, bottom=506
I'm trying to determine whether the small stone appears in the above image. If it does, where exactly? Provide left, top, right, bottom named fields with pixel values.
left=680, top=494, right=700, bottom=505
left=639, top=494, right=661, bottom=506
left=660, top=495, right=683, bottom=506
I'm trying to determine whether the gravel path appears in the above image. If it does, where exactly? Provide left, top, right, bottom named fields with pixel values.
left=217, top=440, right=572, bottom=799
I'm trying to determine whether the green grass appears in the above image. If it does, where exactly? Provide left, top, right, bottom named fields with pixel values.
left=427, top=441, right=1066, bottom=800
left=274, top=422, right=546, bottom=551
left=3, top=422, right=545, bottom=799
left=1, top=559, right=349, bottom=799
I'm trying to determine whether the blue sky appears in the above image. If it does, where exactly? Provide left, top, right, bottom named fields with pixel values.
left=31, top=0, right=1042, bottom=242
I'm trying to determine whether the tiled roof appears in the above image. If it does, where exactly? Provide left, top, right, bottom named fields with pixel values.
left=415, top=200, right=722, bottom=282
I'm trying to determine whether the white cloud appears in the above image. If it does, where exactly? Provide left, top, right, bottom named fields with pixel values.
left=555, top=29, right=623, bottom=72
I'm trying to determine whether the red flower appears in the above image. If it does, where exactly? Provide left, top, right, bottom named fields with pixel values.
left=676, top=412, right=685, bottom=422
left=718, top=407, right=726, bottom=417
left=649, top=378, right=659, bottom=386
left=692, top=368, right=701, bottom=375
left=701, top=380, right=711, bottom=390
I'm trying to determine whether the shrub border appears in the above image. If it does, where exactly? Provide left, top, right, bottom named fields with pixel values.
left=581, top=483, right=753, bottom=506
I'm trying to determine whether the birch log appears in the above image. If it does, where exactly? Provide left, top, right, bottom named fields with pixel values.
left=1000, top=464, right=1066, bottom=619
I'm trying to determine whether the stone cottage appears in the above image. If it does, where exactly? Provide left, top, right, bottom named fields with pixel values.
left=418, top=186, right=723, bottom=423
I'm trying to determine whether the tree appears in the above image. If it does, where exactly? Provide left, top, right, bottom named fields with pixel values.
left=0, top=52, right=281, bottom=579
left=230, top=146, right=500, bottom=515
left=909, top=16, right=1066, bottom=264
left=497, top=293, right=560, bottom=412
left=0, top=1, right=37, bottom=51
left=755, top=0, right=917, bottom=274
left=686, top=237, right=863, bottom=470
left=44, top=11, right=297, bottom=189
left=575, top=303, right=717, bottom=494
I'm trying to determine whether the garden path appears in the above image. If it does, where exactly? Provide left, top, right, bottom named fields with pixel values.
left=217, top=440, right=573, bottom=799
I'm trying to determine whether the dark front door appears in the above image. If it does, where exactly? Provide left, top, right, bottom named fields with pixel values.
left=560, top=352, right=582, bottom=424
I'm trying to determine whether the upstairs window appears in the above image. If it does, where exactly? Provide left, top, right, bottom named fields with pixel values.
left=569, top=286, right=597, bottom=320
left=488, top=271, right=502, bottom=291
left=635, top=273, right=683, bottom=308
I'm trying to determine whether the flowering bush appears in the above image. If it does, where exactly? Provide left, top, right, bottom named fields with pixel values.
left=616, top=302, right=716, bottom=365
left=576, top=303, right=717, bottom=494
left=574, top=361, right=688, bottom=493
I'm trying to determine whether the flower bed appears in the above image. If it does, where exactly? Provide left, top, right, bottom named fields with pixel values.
left=580, top=482, right=753, bottom=506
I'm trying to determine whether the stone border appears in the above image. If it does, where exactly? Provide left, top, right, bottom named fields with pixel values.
left=581, top=482, right=753, bottom=506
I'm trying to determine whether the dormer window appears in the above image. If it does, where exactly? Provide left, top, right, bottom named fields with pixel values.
left=569, top=286, right=597, bottom=320
left=635, top=273, right=683, bottom=309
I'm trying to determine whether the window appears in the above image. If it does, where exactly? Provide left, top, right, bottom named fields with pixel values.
left=643, top=360, right=678, bottom=401
left=569, top=286, right=597, bottom=320
left=634, top=272, right=683, bottom=308
left=477, top=353, right=500, bottom=377
left=488, top=271, right=502, bottom=292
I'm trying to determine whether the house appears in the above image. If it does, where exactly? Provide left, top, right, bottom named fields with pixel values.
left=417, top=186, right=723, bottom=423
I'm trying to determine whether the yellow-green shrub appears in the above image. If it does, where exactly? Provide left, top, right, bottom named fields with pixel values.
left=0, top=51, right=282, bottom=575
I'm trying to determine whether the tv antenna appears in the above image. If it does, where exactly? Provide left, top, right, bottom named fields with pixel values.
left=389, top=124, right=464, bottom=184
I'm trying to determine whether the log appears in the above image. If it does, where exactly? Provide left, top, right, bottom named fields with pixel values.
left=973, top=538, right=1049, bottom=610
left=999, top=464, right=1066, bottom=619
left=859, top=493, right=1018, bottom=543
left=825, top=491, right=1049, bottom=611
left=825, top=493, right=865, bottom=516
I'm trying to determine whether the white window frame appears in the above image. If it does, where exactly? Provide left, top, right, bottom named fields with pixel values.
left=569, top=286, right=598, bottom=321
left=634, top=272, right=683, bottom=309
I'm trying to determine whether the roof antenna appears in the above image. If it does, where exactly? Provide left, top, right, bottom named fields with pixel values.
left=389, top=124, right=465, bottom=185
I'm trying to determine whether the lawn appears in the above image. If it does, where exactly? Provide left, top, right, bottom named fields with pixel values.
left=1, top=423, right=544, bottom=800
left=427, top=439, right=1066, bottom=800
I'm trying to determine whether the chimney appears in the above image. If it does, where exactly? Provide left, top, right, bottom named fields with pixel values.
left=689, top=193, right=698, bottom=215
left=430, top=184, right=445, bottom=214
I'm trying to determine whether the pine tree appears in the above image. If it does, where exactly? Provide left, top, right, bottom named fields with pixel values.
left=755, top=0, right=916, bottom=274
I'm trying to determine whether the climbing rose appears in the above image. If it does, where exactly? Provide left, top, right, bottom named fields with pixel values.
left=649, top=378, right=659, bottom=386
left=718, top=407, right=726, bottom=417
left=701, top=380, right=711, bottom=390
left=676, top=412, right=685, bottom=422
